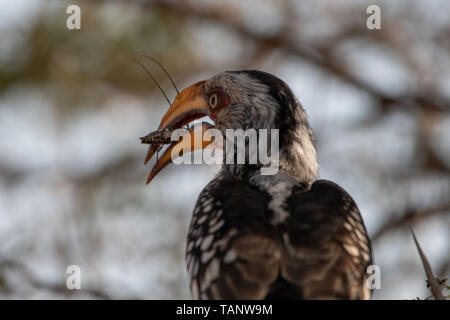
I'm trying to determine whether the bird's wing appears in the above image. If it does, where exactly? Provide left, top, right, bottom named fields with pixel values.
left=277, top=179, right=373, bottom=299
left=186, top=177, right=372, bottom=300
left=186, top=175, right=280, bottom=299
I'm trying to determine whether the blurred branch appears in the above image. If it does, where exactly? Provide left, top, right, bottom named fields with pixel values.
left=372, top=203, right=450, bottom=242
left=437, top=259, right=450, bottom=279
left=140, top=0, right=447, bottom=114
left=0, top=258, right=112, bottom=299
left=68, top=154, right=138, bottom=185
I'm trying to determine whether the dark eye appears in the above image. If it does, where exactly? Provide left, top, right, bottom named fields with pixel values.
left=209, top=93, right=219, bottom=109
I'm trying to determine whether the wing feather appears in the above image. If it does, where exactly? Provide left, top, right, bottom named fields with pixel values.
left=186, top=177, right=373, bottom=300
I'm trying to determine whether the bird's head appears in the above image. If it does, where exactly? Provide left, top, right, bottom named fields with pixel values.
left=143, top=70, right=318, bottom=184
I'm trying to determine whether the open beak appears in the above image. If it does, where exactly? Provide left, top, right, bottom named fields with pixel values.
left=142, top=80, right=214, bottom=184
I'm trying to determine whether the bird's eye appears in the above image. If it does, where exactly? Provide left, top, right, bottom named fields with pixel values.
left=209, top=93, right=219, bottom=109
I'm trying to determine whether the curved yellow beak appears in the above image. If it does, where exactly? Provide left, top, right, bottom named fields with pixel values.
left=142, top=80, right=214, bottom=184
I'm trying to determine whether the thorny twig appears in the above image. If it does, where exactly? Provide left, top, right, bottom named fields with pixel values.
left=409, top=227, right=445, bottom=300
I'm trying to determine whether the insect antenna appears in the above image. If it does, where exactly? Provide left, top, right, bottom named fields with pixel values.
left=142, top=55, right=179, bottom=94
left=133, top=59, right=171, bottom=106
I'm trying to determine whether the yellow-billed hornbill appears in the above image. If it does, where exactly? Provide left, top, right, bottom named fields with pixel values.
left=142, top=70, right=373, bottom=299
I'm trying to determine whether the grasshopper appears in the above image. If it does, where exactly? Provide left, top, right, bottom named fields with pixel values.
left=140, top=128, right=175, bottom=146
left=140, top=128, right=178, bottom=157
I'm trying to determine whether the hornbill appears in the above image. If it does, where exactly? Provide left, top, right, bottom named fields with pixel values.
left=142, top=70, right=373, bottom=299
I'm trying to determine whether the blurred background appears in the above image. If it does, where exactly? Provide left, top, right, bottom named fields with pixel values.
left=0, top=0, right=449, bottom=299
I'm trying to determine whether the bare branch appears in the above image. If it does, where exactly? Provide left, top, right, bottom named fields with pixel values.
left=372, top=203, right=450, bottom=242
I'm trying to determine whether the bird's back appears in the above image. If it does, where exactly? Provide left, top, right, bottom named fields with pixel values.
left=186, top=175, right=372, bottom=300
